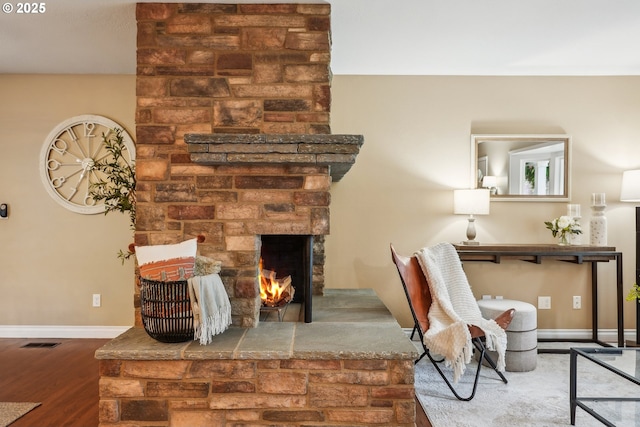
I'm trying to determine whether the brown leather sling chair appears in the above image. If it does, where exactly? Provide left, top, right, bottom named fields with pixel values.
left=390, top=244, right=515, bottom=401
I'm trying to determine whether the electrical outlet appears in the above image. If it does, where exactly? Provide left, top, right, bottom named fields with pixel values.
left=92, top=294, right=101, bottom=307
left=573, top=296, right=581, bottom=309
left=538, top=296, right=551, bottom=310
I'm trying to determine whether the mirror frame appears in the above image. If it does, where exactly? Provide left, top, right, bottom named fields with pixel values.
left=470, top=134, right=571, bottom=202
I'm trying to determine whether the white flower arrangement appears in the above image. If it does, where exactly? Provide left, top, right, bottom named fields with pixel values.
left=544, top=215, right=582, bottom=243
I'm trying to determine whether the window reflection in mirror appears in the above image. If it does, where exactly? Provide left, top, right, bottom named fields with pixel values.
left=471, top=134, right=570, bottom=201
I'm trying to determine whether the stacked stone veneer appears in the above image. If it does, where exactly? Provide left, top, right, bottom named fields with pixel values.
left=99, top=357, right=415, bottom=426
left=134, top=3, right=362, bottom=327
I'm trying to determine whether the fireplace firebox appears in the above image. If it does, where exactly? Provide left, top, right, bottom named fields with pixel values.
left=260, top=235, right=313, bottom=322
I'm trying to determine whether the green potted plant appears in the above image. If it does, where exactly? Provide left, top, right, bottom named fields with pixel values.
left=627, top=283, right=640, bottom=301
left=625, top=283, right=640, bottom=347
left=89, top=128, right=136, bottom=262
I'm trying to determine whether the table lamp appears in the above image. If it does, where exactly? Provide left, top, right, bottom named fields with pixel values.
left=620, top=169, right=640, bottom=346
left=454, top=189, right=490, bottom=245
left=482, top=175, right=498, bottom=195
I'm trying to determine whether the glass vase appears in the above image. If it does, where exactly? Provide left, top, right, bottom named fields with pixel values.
left=558, top=233, right=569, bottom=246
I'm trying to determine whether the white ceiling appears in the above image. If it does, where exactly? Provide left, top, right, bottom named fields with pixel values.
left=1, top=0, right=640, bottom=76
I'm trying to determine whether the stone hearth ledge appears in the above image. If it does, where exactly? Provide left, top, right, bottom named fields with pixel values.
left=95, top=289, right=417, bottom=362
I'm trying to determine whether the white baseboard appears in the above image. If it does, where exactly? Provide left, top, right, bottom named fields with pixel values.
left=403, top=328, right=634, bottom=344
left=0, top=325, right=131, bottom=339
left=2, top=325, right=633, bottom=342
left=537, top=328, right=627, bottom=343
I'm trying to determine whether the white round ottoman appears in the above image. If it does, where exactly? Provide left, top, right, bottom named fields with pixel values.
left=477, top=299, right=537, bottom=372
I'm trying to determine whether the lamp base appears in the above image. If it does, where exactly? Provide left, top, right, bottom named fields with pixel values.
left=461, top=240, right=480, bottom=246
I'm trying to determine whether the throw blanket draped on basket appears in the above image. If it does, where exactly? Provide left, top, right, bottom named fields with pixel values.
left=187, top=273, right=232, bottom=345
left=415, top=242, right=507, bottom=382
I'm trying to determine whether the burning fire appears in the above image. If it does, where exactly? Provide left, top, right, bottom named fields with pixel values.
left=259, top=258, right=294, bottom=307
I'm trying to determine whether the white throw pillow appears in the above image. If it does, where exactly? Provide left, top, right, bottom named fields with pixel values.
left=136, top=238, right=197, bottom=281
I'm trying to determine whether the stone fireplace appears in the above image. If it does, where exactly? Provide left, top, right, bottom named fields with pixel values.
left=133, top=3, right=363, bottom=327
left=97, top=4, right=417, bottom=426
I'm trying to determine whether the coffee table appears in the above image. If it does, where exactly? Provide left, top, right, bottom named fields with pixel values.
left=570, top=347, right=640, bottom=426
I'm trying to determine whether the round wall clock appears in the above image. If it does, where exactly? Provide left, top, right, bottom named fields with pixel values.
left=39, top=114, right=135, bottom=214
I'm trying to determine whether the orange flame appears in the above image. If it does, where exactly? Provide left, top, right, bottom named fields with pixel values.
left=259, top=258, right=289, bottom=306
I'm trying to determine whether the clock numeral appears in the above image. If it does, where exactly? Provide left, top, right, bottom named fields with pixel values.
left=84, top=122, right=96, bottom=138
left=51, top=139, right=68, bottom=155
left=51, top=176, right=66, bottom=188
left=47, top=159, right=60, bottom=171
left=65, top=127, right=79, bottom=142
left=83, top=195, right=96, bottom=207
left=66, top=188, right=77, bottom=201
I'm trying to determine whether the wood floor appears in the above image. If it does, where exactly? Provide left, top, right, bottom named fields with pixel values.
left=0, top=338, right=108, bottom=427
left=0, top=337, right=431, bottom=427
left=416, top=396, right=432, bottom=427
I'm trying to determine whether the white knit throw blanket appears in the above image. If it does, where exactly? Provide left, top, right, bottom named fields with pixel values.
left=187, top=273, right=232, bottom=345
left=415, top=243, right=507, bottom=382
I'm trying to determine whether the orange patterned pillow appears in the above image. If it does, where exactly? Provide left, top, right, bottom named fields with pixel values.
left=136, top=238, right=197, bottom=281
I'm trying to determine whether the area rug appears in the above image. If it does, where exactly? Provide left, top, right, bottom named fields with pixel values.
left=415, top=351, right=639, bottom=427
left=0, top=402, right=40, bottom=427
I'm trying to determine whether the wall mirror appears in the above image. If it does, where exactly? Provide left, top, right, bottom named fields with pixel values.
left=470, top=134, right=571, bottom=201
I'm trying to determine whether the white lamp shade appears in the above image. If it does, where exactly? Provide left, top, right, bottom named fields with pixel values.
left=454, top=189, right=490, bottom=215
left=482, top=175, right=497, bottom=188
left=620, top=169, right=640, bottom=202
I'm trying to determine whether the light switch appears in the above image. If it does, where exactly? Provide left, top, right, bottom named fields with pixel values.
left=0, top=203, right=7, bottom=219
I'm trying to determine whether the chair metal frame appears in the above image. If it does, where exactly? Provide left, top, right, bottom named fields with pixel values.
left=391, top=244, right=514, bottom=401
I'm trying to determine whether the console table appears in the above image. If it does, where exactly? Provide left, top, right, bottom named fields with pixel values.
left=454, top=244, right=624, bottom=348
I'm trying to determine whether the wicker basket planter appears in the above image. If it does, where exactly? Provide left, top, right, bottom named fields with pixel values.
left=139, top=277, right=194, bottom=343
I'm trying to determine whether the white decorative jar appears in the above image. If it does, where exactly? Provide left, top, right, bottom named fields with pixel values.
left=590, top=193, right=607, bottom=246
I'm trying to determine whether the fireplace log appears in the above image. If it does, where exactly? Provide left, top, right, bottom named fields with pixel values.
left=260, top=271, right=294, bottom=307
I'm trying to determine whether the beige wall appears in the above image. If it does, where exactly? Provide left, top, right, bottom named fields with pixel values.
left=1, top=74, right=639, bottom=337
left=328, top=75, right=640, bottom=334
left=0, top=75, right=136, bottom=330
